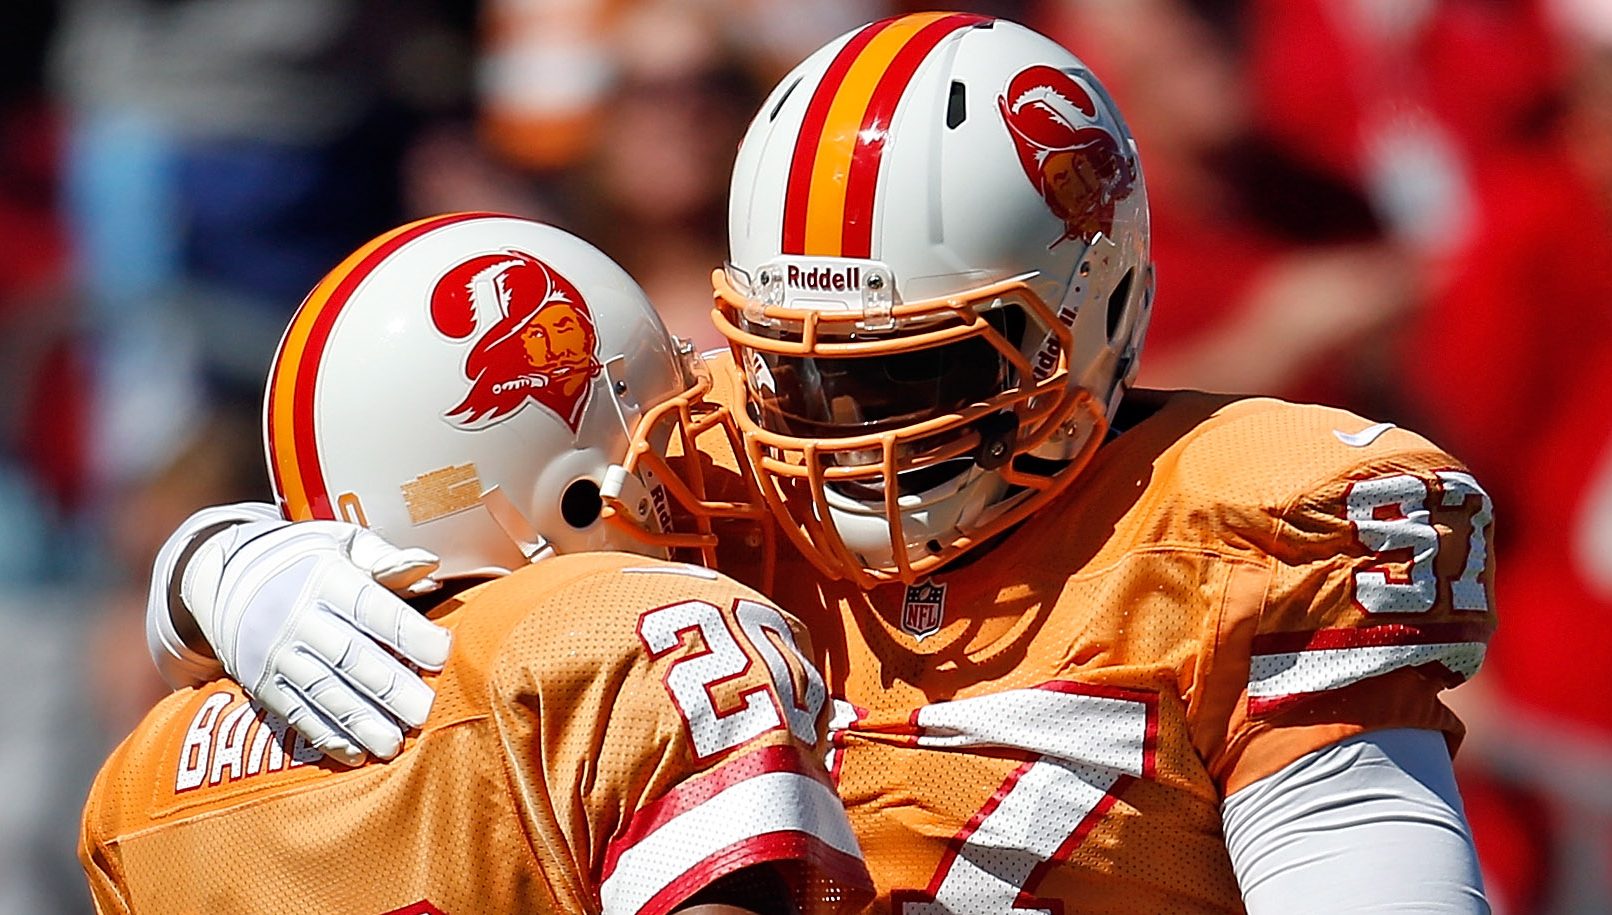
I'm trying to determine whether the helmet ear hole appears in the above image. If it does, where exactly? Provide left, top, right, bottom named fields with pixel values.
left=1106, top=268, right=1136, bottom=343
left=560, top=478, right=603, bottom=529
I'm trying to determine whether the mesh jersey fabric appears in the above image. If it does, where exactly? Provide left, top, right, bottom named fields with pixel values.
left=80, top=552, right=872, bottom=915
left=697, top=351, right=1496, bottom=913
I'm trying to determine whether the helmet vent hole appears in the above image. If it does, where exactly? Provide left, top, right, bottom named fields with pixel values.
left=926, top=539, right=944, bottom=554
left=947, top=81, right=967, bottom=129
left=770, top=77, right=803, bottom=122
left=560, top=479, right=603, bottom=529
left=1106, top=268, right=1136, bottom=343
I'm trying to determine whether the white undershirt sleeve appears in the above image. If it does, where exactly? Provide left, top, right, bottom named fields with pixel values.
left=1221, top=727, right=1489, bottom=914
left=145, top=501, right=282, bottom=689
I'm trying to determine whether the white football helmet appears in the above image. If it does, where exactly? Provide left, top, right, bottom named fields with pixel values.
left=712, top=13, right=1154, bottom=586
left=266, top=212, right=753, bottom=577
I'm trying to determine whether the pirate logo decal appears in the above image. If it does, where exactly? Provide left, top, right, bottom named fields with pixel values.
left=430, top=249, right=602, bottom=432
left=998, top=64, right=1137, bottom=246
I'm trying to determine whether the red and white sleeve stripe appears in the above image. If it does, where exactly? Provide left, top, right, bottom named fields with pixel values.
left=1247, top=622, right=1488, bottom=715
left=598, top=745, right=869, bottom=915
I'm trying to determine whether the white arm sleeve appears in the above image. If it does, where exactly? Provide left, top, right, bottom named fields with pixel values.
left=145, top=501, right=282, bottom=689
left=1222, top=728, right=1489, bottom=914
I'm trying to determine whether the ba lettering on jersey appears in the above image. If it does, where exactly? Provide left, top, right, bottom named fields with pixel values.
left=175, top=692, right=321, bottom=792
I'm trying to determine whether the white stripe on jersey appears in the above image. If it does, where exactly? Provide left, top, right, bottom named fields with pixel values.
left=599, top=770, right=861, bottom=915
left=1248, top=641, right=1485, bottom=708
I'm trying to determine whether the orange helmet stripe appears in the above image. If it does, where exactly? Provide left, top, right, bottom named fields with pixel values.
left=781, top=16, right=892, bottom=255
left=781, top=12, right=989, bottom=258
left=266, top=212, right=502, bottom=520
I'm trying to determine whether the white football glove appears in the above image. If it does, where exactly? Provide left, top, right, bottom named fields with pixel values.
left=147, top=501, right=285, bottom=689
left=172, top=515, right=451, bottom=765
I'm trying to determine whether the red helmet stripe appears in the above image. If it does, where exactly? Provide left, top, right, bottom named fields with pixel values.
left=780, top=18, right=892, bottom=255
left=267, top=212, right=502, bottom=520
left=841, top=13, right=989, bottom=258
left=780, top=13, right=989, bottom=257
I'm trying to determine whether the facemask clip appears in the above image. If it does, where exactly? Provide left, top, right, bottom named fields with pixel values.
left=862, top=271, right=894, bottom=331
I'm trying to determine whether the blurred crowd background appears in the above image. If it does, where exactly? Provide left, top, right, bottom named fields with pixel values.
left=1, top=0, right=1609, bottom=912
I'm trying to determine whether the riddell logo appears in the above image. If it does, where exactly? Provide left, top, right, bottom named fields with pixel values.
left=786, top=264, right=862, bottom=293
left=998, top=65, right=1136, bottom=247
left=429, top=249, right=602, bottom=432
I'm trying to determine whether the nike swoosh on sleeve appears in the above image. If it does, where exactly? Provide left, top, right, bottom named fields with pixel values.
left=621, top=565, right=721, bottom=580
left=1332, top=422, right=1396, bottom=448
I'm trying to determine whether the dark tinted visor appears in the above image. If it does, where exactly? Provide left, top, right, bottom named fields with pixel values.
left=745, top=309, right=1025, bottom=441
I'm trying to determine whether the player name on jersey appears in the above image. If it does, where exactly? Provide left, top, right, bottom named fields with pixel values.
left=175, top=692, right=322, bottom=793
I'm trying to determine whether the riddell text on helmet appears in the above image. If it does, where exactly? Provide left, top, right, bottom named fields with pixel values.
left=1032, top=301, right=1080, bottom=379
left=787, top=264, right=863, bottom=292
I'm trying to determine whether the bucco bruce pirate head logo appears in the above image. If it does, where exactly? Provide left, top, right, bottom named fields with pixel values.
left=998, top=64, right=1136, bottom=247
left=429, top=249, right=602, bottom=432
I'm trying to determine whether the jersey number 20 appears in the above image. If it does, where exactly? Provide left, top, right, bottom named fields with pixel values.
left=639, top=598, right=827, bottom=759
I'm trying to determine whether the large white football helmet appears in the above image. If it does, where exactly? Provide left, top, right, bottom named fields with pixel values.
left=712, top=13, right=1154, bottom=586
left=266, top=212, right=755, bottom=577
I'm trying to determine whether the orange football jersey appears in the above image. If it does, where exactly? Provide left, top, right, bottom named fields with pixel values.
left=80, top=552, right=872, bottom=915
left=701, top=353, right=1496, bottom=914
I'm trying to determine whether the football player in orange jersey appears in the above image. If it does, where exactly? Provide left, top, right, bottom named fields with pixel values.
left=81, top=214, right=873, bottom=915
left=137, top=14, right=1496, bottom=914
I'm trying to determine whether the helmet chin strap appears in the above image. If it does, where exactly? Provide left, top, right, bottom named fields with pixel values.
left=480, top=486, right=557, bottom=564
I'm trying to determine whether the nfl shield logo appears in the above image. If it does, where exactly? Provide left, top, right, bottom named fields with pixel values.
left=901, top=580, right=947, bottom=639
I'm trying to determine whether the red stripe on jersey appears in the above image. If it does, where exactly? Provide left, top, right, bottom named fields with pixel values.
left=824, top=701, right=866, bottom=786
left=1012, top=775, right=1134, bottom=911
left=380, top=903, right=446, bottom=915
left=1032, top=678, right=1159, bottom=704
left=924, top=756, right=1037, bottom=895
left=1246, top=665, right=1480, bottom=717
left=637, top=832, right=872, bottom=915
left=1247, top=692, right=1325, bottom=716
left=1251, top=621, right=1493, bottom=656
left=599, top=743, right=830, bottom=881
